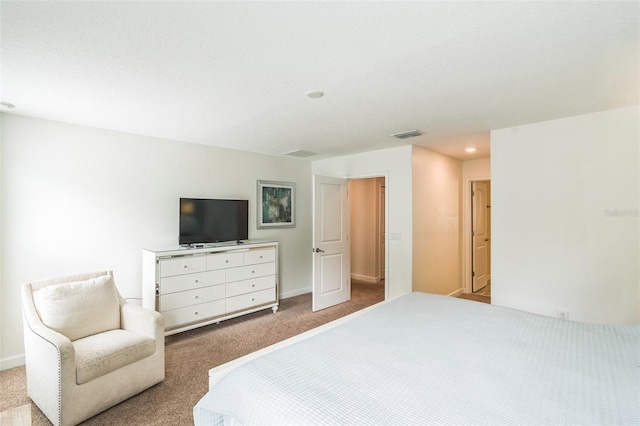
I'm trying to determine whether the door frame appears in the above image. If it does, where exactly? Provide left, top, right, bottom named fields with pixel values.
left=463, top=177, right=491, bottom=294
left=318, top=171, right=389, bottom=301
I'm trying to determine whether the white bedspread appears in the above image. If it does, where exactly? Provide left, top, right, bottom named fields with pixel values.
left=195, top=292, right=639, bottom=425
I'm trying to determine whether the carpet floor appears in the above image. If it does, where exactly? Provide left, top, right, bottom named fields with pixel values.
left=1, top=281, right=385, bottom=426
left=457, top=283, right=491, bottom=305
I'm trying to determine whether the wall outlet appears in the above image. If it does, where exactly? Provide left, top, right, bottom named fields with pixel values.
left=558, top=309, right=569, bottom=320
left=390, top=232, right=401, bottom=241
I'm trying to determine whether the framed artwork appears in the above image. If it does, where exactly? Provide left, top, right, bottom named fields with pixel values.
left=257, top=180, right=295, bottom=229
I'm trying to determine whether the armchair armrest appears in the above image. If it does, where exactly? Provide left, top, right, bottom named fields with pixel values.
left=24, top=307, right=73, bottom=350
left=121, top=303, right=164, bottom=340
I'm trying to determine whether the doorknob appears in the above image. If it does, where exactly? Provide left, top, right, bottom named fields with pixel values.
left=313, top=248, right=325, bottom=253
left=485, top=238, right=490, bottom=242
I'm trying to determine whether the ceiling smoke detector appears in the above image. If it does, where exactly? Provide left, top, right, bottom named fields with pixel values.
left=283, top=149, right=319, bottom=158
left=390, top=130, right=423, bottom=139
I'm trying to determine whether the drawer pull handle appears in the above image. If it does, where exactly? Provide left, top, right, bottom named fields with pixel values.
left=225, top=260, right=228, bottom=263
left=195, top=279, right=199, bottom=283
left=259, top=256, right=263, bottom=259
left=252, top=270, right=255, bottom=274
left=252, top=284, right=255, bottom=287
left=194, top=311, right=199, bottom=315
left=195, top=295, right=199, bottom=299
left=252, top=298, right=255, bottom=302
left=183, top=265, right=188, bottom=269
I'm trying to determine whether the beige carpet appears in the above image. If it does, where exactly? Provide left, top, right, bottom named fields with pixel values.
left=457, top=283, right=491, bottom=304
left=0, top=281, right=384, bottom=426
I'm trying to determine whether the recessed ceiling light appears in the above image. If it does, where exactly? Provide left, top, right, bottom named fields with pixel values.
left=306, top=90, right=324, bottom=99
left=0, top=102, right=16, bottom=110
left=465, top=147, right=477, bottom=153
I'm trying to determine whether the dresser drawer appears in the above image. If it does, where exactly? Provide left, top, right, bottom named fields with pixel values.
left=159, top=284, right=225, bottom=311
left=226, top=262, right=275, bottom=283
left=162, top=299, right=225, bottom=329
left=206, top=252, right=243, bottom=270
left=226, top=275, right=275, bottom=298
left=226, top=288, right=275, bottom=313
left=160, top=270, right=225, bottom=295
left=159, top=256, right=206, bottom=278
left=244, top=248, right=276, bottom=265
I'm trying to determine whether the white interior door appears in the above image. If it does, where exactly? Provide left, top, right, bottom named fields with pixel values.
left=472, top=181, right=489, bottom=292
left=312, top=175, right=350, bottom=311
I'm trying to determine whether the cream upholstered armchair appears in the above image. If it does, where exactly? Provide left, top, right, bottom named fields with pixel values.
left=21, top=270, right=164, bottom=426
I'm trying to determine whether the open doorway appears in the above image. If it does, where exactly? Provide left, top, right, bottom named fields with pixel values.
left=348, top=177, right=386, bottom=303
left=348, top=178, right=385, bottom=283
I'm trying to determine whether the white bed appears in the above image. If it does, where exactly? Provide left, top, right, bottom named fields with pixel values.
left=194, top=292, right=639, bottom=425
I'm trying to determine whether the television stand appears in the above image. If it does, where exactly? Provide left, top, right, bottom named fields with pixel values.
left=142, top=240, right=279, bottom=335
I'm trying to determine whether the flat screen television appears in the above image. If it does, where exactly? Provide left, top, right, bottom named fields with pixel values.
left=179, top=198, right=249, bottom=246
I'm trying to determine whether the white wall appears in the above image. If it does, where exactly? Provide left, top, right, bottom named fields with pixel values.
left=462, top=158, right=490, bottom=179
left=312, top=146, right=413, bottom=299
left=412, top=146, right=462, bottom=296
left=491, top=105, right=639, bottom=324
left=0, top=114, right=312, bottom=368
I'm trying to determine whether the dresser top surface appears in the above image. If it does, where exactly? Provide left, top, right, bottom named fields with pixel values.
left=144, top=240, right=277, bottom=256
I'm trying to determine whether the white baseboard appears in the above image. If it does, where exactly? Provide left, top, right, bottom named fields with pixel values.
left=279, top=274, right=386, bottom=300
left=280, top=287, right=311, bottom=300
left=350, top=273, right=380, bottom=283
left=448, top=288, right=464, bottom=298
left=1, top=354, right=25, bottom=371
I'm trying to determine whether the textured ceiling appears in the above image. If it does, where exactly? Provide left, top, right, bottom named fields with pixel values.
left=1, top=1, right=638, bottom=161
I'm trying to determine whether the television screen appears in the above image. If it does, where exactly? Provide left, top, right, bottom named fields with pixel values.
left=179, top=198, right=249, bottom=245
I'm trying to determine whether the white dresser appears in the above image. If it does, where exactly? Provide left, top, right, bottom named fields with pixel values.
left=142, top=241, right=278, bottom=335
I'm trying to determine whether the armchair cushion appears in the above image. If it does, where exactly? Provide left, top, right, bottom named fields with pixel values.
left=73, top=329, right=156, bottom=384
left=32, top=274, right=120, bottom=341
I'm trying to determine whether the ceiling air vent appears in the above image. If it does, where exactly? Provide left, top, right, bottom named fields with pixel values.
left=283, top=149, right=319, bottom=158
left=390, top=130, right=423, bottom=139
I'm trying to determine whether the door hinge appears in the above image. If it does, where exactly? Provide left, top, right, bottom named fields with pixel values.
left=472, top=271, right=475, bottom=277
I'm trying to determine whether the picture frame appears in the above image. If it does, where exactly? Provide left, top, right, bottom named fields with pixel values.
left=257, top=180, right=296, bottom=229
